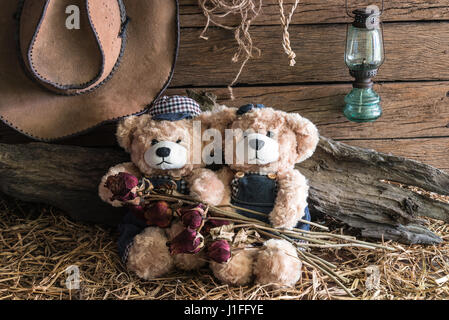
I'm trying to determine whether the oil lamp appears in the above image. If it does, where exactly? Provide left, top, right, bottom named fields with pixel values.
left=343, top=1, right=385, bottom=122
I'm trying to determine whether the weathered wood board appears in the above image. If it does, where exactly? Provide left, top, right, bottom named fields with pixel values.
left=168, top=83, right=449, bottom=140
left=2, top=82, right=449, bottom=171
left=172, top=23, right=449, bottom=86
left=4, top=82, right=449, bottom=143
left=180, top=0, right=449, bottom=26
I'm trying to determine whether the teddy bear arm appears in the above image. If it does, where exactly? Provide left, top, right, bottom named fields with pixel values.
left=269, top=170, right=309, bottom=229
left=187, top=168, right=226, bottom=206
left=215, top=166, right=235, bottom=206
left=98, top=162, right=142, bottom=207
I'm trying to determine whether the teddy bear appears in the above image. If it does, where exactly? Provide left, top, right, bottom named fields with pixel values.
left=98, top=95, right=227, bottom=280
left=207, top=103, right=319, bottom=288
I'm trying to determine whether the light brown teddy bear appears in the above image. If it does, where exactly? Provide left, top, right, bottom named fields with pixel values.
left=208, top=103, right=319, bottom=288
left=99, top=96, right=225, bottom=280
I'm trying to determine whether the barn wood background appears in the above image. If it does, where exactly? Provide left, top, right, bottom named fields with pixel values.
left=1, top=0, right=449, bottom=172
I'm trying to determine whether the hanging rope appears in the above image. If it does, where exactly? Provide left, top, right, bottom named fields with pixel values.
left=278, top=0, right=300, bottom=66
left=198, top=0, right=262, bottom=99
left=198, top=0, right=300, bottom=99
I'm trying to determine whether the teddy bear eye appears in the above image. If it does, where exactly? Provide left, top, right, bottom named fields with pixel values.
left=267, top=131, right=275, bottom=138
left=176, top=139, right=182, bottom=144
left=151, top=139, right=159, bottom=146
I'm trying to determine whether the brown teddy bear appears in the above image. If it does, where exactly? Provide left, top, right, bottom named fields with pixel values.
left=98, top=96, right=226, bottom=280
left=208, top=103, right=319, bottom=288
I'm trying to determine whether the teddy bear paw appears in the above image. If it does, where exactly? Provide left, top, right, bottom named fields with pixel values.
left=210, top=248, right=257, bottom=286
left=190, top=173, right=225, bottom=206
left=253, top=239, right=302, bottom=289
left=126, top=227, right=174, bottom=280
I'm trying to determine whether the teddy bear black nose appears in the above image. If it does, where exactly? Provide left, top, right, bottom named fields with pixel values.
left=156, top=147, right=171, bottom=157
left=249, top=138, right=265, bottom=150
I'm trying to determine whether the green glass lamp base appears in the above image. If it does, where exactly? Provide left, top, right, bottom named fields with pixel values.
left=343, top=88, right=382, bottom=122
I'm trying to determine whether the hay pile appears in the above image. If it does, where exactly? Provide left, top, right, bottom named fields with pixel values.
left=1, top=194, right=448, bottom=300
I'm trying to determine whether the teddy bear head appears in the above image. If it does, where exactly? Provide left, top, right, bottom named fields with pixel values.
left=116, top=96, right=206, bottom=178
left=227, top=104, right=319, bottom=173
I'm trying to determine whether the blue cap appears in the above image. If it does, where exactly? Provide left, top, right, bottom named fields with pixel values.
left=236, top=103, right=265, bottom=115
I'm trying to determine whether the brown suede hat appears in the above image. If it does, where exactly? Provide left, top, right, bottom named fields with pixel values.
left=0, top=0, right=179, bottom=141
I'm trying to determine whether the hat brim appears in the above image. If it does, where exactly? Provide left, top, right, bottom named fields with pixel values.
left=0, top=0, right=179, bottom=141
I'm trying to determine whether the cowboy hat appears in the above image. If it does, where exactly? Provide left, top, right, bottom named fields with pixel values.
left=0, top=0, right=179, bottom=141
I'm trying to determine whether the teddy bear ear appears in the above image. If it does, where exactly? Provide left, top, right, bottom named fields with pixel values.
left=284, top=113, right=319, bottom=163
left=198, top=105, right=238, bottom=131
left=116, top=114, right=151, bottom=152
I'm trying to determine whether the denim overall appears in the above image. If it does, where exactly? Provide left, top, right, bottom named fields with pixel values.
left=230, top=173, right=311, bottom=231
left=117, top=176, right=188, bottom=262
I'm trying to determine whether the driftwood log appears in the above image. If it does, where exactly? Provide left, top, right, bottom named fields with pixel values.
left=297, top=137, right=449, bottom=244
left=0, top=137, right=448, bottom=244
left=0, top=143, right=129, bottom=226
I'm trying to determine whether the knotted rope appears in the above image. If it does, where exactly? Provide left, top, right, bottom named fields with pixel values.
left=278, top=0, right=300, bottom=66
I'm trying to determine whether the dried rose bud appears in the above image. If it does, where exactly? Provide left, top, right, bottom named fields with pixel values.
left=105, top=172, right=139, bottom=202
left=202, top=218, right=231, bottom=234
left=181, top=210, right=203, bottom=230
left=168, top=228, right=204, bottom=255
left=176, top=204, right=207, bottom=230
left=144, top=201, right=173, bottom=228
left=208, top=240, right=231, bottom=263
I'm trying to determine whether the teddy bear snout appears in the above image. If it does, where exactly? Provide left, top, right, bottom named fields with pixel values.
left=235, top=133, right=280, bottom=165
left=248, top=138, right=265, bottom=151
left=144, top=141, right=188, bottom=170
left=156, top=147, right=171, bottom=158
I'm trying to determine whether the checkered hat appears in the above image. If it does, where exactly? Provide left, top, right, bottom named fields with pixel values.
left=149, top=95, right=202, bottom=121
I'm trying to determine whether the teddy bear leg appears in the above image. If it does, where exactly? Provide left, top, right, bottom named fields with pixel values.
left=165, top=221, right=207, bottom=270
left=126, top=227, right=175, bottom=280
left=253, top=239, right=302, bottom=289
left=210, top=248, right=257, bottom=286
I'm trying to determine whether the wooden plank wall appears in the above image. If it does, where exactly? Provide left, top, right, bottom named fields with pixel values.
left=1, top=0, right=449, bottom=171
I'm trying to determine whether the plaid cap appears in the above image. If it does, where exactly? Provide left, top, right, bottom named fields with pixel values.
left=149, top=95, right=202, bottom=121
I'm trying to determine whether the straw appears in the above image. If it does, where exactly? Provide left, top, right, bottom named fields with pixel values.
left=1, top=193, right=448, bottom=300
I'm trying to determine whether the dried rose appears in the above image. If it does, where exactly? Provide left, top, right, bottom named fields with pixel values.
left=202, top=218, right=231, bottom=234
left=176, top=204, right=207, bottom=230
left=208, top=240, right=231, bottom=263
left=168, top=228, right=204, bottom=255
left=105, top=172, right=138, bottom=202
left=181, top=210, right=203, bottom=230
left=144, top=201, right=173, bottom=228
